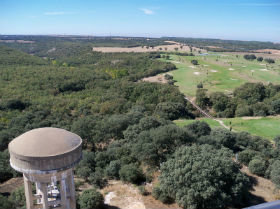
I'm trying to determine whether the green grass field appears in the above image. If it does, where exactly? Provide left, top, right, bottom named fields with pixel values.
left=223, top=117, right=280, bottom=141
left=174, top=118, right=221, bottom=129
left=163, top=53, right=280, bottom=97
left=174, top=117, right=280, bottom=141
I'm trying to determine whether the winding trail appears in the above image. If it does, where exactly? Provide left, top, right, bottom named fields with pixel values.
left=184, top=95, right=230, bottom=130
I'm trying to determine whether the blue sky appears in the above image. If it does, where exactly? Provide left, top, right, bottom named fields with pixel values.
left=0, top=0, right=279, bottom=42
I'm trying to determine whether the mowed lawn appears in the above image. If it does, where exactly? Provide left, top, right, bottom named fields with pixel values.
left=163, top=53, right=280, bottom=97
left=174, top=118, right=221, bottom=129
left=174, top=117, right=280, bottom=141
left=223, top=117, right=280, bottom=141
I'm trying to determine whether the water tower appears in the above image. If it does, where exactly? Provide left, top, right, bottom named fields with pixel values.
left=8, top=127, right=82, bottom=209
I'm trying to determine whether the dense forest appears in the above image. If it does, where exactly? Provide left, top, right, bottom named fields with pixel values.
left=164, top=37, right=280, bottom=52
left=0, top=37, right=280, bottom=209
left=196, top=82, right=280, bottom=118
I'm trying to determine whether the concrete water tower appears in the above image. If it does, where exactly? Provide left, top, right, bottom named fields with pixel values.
left=8, top=127, right=82, bottom=209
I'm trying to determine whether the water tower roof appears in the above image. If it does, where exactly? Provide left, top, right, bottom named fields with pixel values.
left=8, top=127, right=82, bottom=173
left=9, top=127, right=82, bottom=157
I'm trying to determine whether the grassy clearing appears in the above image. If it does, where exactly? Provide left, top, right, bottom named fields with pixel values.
left=223, top=117, right=280, bottom=141
left=163, top=53, right=280, bottom=97
left=174, top=117, right=280, bottom=141
left=174, top=118, right=221, bottom=129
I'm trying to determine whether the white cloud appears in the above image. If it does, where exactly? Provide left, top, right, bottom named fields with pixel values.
left=140, top=8, right=155, bottom=15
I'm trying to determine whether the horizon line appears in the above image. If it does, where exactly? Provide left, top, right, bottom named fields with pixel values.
left=0, top=34, right=279, bottom=44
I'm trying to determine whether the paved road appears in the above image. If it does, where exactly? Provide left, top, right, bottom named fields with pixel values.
left=184, top=96, right=230, bottom=130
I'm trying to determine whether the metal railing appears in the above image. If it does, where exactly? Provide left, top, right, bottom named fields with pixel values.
left=244, top=200, right=280, bottom=209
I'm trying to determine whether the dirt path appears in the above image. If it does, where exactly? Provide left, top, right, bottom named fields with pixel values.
left=241, top=166, right=280, bottom=203
left=184, top=95, right=230, bottom=130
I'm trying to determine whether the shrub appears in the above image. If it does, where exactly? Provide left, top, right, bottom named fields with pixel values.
left=243, top=54, right=256, bottom=60
left=185, top=121, right=211, bottom=137
left=197, top=82, right=203, bottom=88
left=271, top=99, right=280, bottom=114
left=270, top=160, right=280, bottom=188
left=138, top=185, right=149, bottom=196
left=265, top=58, right=275, bottom=64
left=191, top=59, right=198, bottom=65
left=119, top=164, right=144, bottom=184
left=5, top=99, right=27, bottom=110
left=257, top=57, right=263, bottom=62
left=154, top=102, right=190, bottom=120
left=238, top=149, right=260, bottom=166
left=156, top=145, right=250, bottom=209
left=248, top=157, right=267, bottom=176
left=78, top=189, right=104, bottom=209
left=88, top=168, right=107, bottom=188
left=105, top=160, right=121, bottom=179
left=152, top=186, right=173, bottom=204
left=235, top=105, right=253, bottom=117
left=0, top=195, right=14, bottom=209
left=9, top=186, right=26, bottom=208
left=274, top=136, right=280, bottom=149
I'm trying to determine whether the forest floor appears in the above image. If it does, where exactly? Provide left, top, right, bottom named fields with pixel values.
left=241, top=166, right=280, bottom=203
left=101, top=180, right=181, bottom=209
left=1, top=175, right=277, bottom=209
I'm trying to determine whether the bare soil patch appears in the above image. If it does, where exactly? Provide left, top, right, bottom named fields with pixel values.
left=93, top=44, right=191, bottom=53
left=142, top=74, right=168, bottom=84
left=101, top=180, right=146, bottom=209
left=93, top=40, right=205, bottom=53
left=0, top=177, right=23, bottom=194
left=242, top=116, right=262, bottom=120
left=241, top=166, right=280, bottom=202
left=164, top=41, right=178, bottom=44
left=254, top=49, right=280, bottom=56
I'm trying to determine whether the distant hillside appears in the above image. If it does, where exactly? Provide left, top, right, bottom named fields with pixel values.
left=0, top=45, right=47, bottom=65
left=163, top=37, right=280, bottom=51
left=2, top=35, right=280, bottom=57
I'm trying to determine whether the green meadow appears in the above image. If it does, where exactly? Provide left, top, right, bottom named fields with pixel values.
left=174, top=118, right=221, bottom=129
left=174, top=117, right=280, bottom=141
left=164, top=53, right=280, bottom=97
left=223, top=117, right=280, bottom=141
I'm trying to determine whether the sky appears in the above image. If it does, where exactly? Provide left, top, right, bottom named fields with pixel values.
left=0, top=0, right=279, bottom=42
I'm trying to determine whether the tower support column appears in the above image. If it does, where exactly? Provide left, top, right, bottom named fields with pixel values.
left=23, top=174, right=34, bottom=209
left=68, top=169, right=76, bottom=209
left=60, top=176, right=70, bottom=209
left=38, top=182, right=49, bottom=209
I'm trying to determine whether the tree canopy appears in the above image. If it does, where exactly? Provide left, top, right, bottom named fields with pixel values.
left=155, top=145, right=251, bottom=209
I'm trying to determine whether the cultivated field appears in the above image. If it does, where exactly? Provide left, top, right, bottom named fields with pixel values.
left=165, top=53, right=280, bottom=97
left=92, top=41, right=204, bottom=53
